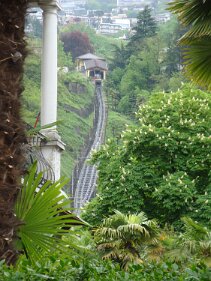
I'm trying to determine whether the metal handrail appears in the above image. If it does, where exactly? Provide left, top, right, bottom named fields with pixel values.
left=25, top=125, right=55, bottom=183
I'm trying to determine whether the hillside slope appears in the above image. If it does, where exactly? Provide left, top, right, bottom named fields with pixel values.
left=22, top=37, right=134, bottom=181
left=22, top=42, right=95, bottom=177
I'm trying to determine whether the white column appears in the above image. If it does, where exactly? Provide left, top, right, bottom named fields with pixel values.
left=41, top=4, right=58, bottom=126
left=39, top=2, right=65, bottom=181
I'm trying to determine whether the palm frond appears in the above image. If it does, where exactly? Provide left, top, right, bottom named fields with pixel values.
left=15, top=163, right=85, bottom=264
left=118, top=224, right=150, bottom=237
left=168, top=0, right=211, bottom=90
left=182, top=217, right=208, bottom=241
left=103, top=210, right=127, bottom=228
left=95, top=227, right=122, bottom=240
left=97, top=240, right=121, bottom=251
left=102, top=250, right=119, bottom=261
left=181, top=38, right=211, bottom=90
left=179, top=20, right=211, bottom=43
left=165, top=247, right=191, bottom=263
left=168, top=0, right=211, bottom=27
left=199, top=240, right=211, bottom=257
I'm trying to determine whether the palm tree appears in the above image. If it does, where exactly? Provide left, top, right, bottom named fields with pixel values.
left=179, top=217, right=211, bottom=264
left=94, top=210, right=158, bottom=269
left=168, top=0, right=211, bottom=90
left=164, top=217, right=211, bottom=265
left=0, top=0, right=28, bottom=265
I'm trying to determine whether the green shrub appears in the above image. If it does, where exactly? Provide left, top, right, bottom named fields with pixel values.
left=1, top=257, right=210, bottom=281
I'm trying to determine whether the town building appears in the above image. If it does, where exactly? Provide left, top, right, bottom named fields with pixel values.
left=60, top=0, right=86, bottom=14
left=98, top=23, right=122, bottom=34
left=117, top=0, right=151, bottom=7
left=112, top=18, right=131, bottom=29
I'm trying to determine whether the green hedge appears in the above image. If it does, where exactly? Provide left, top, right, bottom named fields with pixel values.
left=1, top=256, right=210, bottom=281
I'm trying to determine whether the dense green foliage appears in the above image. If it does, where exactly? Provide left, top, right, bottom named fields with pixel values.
left=1, top=260, right=210, bottom=281
left=106, top=10, right=185, bottom=118
left=1, top=240, right=210, bottom=281
left=83, top=85, right=211, bottom=227
left=19, top=9, right=211, bottom=279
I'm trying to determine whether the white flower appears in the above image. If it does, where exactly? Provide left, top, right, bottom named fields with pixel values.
left=121, top=175, right=125, bottom=181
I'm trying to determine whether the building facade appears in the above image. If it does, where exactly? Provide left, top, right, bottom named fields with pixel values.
left=99, top=23, right=122, bottom=34
left=60, top=0, right=86, bottom=13
left=117, top=0, right=151, bottom=7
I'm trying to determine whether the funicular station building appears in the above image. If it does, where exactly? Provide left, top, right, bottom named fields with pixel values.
left=76, top=53, right=108, bottom=85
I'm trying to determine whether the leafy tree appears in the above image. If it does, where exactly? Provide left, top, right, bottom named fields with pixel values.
left=61, top=31, right=94, bottom=61
left=127, top=6, right=157, bottom=55
left=107, top=18, right=184, bottom=116
left=0, top=0, right=28, bottom=265
left=168, top=0, right=211, bottom=90
left=83, top=85, right=211, bottom=227
left=94, top=210, right=158, bottom=269
left=132, top=6, right=157, bottom=41
left=160, top=20, right=184, bottom=77
left=121, top=37, right=162, bottom=92
left=117, top=37, right=162, bottom=116
left=110, top=43, right=128, bottom=70
left=58, top=40, right=73, bottom=69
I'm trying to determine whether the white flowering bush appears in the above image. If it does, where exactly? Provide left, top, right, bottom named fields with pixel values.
left=83, top=85, right=211, bottom=228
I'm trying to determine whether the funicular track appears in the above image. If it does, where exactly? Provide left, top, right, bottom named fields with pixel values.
left=73, top=86, right=106, bottom=213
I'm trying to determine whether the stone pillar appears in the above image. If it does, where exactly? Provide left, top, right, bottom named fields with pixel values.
left=40, top=1, right=65, bottom=180
left=41, top=3, right=57, bottom=126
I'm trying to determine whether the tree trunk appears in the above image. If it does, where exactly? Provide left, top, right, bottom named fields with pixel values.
left=0, top=0, right=28, bottom=265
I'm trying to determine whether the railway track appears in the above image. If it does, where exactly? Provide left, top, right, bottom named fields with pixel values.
left=73, top=86, right=106, bottom=213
